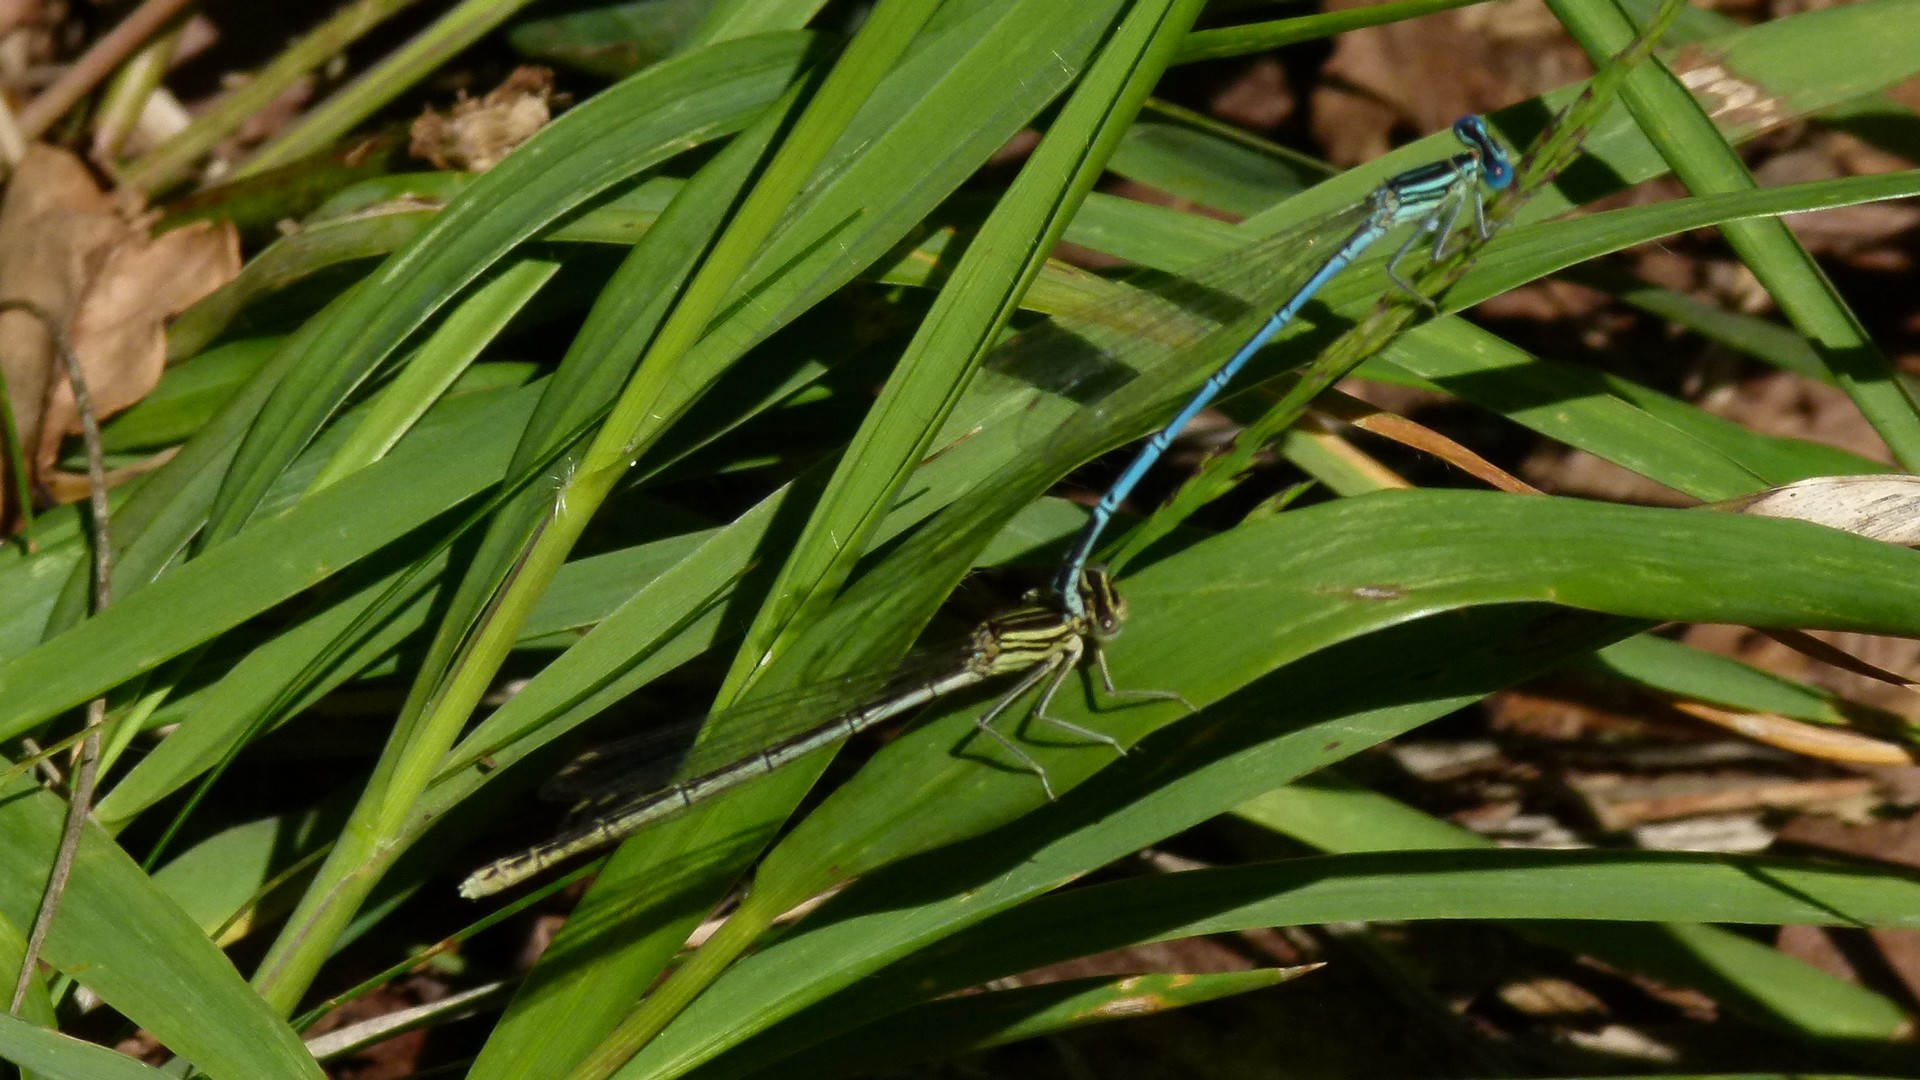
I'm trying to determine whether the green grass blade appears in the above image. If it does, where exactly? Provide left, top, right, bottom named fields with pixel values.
left=100, top=337, right=280, bottom=453
left=0, top=386, right=539, bottom=737
left=92, top=549, right=448, bottom=828
left=401, top=82, right=806, bottom=775
left=616, top=489, right=1920, bottom=1076
left=819, top=848, right=1920, bottom=1001
left=309, top=258, right=560, bottom=489
left=1243, top=777, right=1912, bottom=1048
left=687, top=0, right=828, bottom=46
left=202, top=33, right=812, bottom=540
left=1366, top=320, right=1866, bottom=497
left=245, top=34, right=823, bottom=1012
left=1176, top=0, right=1490, bottom=64
left=731, top=0, right=1181, bottom=716
left=1454, top=169, right=1920, bottom=308
left=1548, top=0, right=1920, bottom=467
left=0, top=1012, right=172, bottom=1080
left=120, top=0, right=423, bottom=194
left=575, top=0, right=948, bottom=703
left=421, top=502, right=776, bottom=818
left=1561, top=263, right=1842, bottom=383
left=1591, top=634, right=1848, bottom=725
left=240, top=0, right=543, bottom=176
left=1109, top=101, right=1324, bottom=214
left=771, top=969, right=1303, bottom=1077
left=0, top=774, right=322, bottom=1078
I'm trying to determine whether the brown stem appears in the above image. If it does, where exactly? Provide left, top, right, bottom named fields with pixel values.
left=0, top=300, right=112, bottom=1013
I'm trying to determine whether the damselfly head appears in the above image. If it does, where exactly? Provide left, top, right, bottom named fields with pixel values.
left=1453, top=114, right=1514, bottom=191
left=1078, top=565, right=1127, bottom=640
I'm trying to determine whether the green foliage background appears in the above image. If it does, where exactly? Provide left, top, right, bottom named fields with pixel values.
left=4, top=0, right=1920, bottom=1077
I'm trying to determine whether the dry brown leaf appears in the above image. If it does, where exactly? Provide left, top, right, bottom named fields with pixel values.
left=0, top=144, right=238, bottom=519
left=0, top=146, right=123, bottom=477
left=1314, top=389, right=1543, bottom=494
left=1669, top=700, right=1919, bottom=766
left=40, top=450, right=177, bottom=506
left=410, top=66, right=554, bottom=173
left=1720, top=474, right=1920, bottom=545
left=38, top=218, right=239, bottom=471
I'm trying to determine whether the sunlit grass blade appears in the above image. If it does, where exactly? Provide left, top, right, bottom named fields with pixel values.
left=612, top=489, right=1920, bottom=1076
left=201, top=33, right=813, bottom=541
left=1550, top=0, right=1920, bottom=467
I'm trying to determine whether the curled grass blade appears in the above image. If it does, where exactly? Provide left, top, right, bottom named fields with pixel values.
left=1241, top=777, right=1911, bottom=1049
left=612, top=490, right=1920, bottom=1076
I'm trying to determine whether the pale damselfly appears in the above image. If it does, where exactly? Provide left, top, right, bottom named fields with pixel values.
left=1053, top=115, right=1514, bottom=620
left=460, top=566, right=1174, bottom=898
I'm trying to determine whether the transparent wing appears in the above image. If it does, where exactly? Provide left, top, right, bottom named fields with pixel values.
left=520, top=201, right=1386, bottom=835
left=537, top=644, right=974, bottom=805
left=993, top=200, right=1381, bottom=461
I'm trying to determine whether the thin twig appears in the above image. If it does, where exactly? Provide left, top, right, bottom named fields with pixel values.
left=0, top=300, right=113, bottom=1013
left=16, top=0, right=197, bottom=140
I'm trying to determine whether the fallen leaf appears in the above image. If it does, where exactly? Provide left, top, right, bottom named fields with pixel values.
left=410, top=66, right=554, bottom=173
left=0, top=146, right=123, bottom=489
left=0, top=144, right=239, bottom=520
left=39, top=219, right=240, bottom=471
left=1720, top=474, right=1920, bottom=546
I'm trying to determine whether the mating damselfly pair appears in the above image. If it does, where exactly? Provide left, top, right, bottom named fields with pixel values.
left=461, top=115, right=1514, bottom=899
left=461, top=567, right=1177, bottom=897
